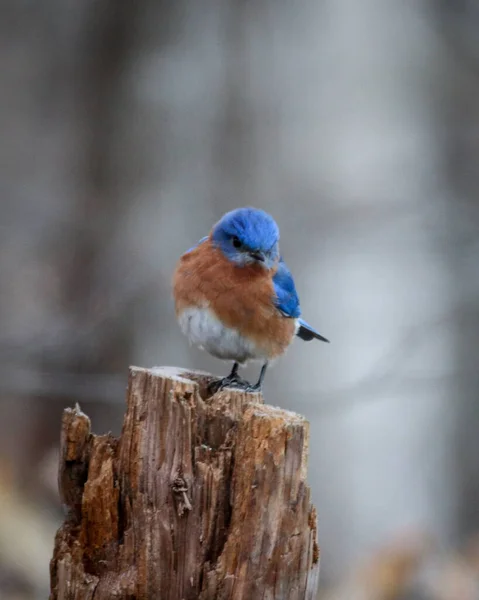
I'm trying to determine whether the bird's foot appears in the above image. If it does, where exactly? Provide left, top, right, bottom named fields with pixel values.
left=241, top=383, right=262, bottom=394
left=207, top=374, right=252, bottom=394
left=208, top=377, right=262, bottom=395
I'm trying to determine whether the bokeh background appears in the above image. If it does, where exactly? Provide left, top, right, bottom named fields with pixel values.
left=2, top=1, right=479, bottom=598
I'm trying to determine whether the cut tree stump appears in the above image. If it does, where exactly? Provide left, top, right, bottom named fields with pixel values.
left=50, top=366, right=320, bottom=600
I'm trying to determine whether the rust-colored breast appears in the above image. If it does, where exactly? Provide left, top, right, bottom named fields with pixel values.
left=173, top=238, right=296, bottom=359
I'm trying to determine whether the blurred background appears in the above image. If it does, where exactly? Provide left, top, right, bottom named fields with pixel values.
left=1, top=1, right=479, bottom=598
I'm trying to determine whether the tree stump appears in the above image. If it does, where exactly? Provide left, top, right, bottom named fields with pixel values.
left=50, top=366, right=320, bottom=600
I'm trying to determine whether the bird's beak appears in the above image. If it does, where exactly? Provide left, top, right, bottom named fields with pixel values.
left=249, top=250, right=266, bottom=263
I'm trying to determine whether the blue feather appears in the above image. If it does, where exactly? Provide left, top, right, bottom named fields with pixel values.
left=211, top=207, right=280, bottom=268
left=186, top=236, right=208, bottom=254
left=273, top=259, right=330, bottom=343
left=297, top=318, right=330, bottom=343
left=212, top=208, right=279, bottom=253
left=273, top=259, right=301, bottom=318
left=185, top=225, right=330, bottom=343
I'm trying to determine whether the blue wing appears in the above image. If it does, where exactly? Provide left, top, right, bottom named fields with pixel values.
left=273, top=259, right=301, bottom=318
left=185, top=235, right=208, bottom=254
left=273, top=259, right=330, bottom=343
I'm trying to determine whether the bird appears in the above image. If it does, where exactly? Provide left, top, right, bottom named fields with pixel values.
left=173, top=207, right=329, bottom=392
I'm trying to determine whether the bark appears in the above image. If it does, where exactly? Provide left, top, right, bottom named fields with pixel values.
left=50, top=366, right=320, bottom=600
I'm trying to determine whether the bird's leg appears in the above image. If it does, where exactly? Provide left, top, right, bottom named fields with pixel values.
left=221, top=362, right=249, bottom=387
left=243, top=362, right=268, bottom=393
left=228, top=362, right=239, bottom=380
left=208, top=362, right=251, bottom=394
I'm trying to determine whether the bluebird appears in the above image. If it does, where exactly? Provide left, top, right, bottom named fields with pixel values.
left=173, top=207, right=329, bottom=392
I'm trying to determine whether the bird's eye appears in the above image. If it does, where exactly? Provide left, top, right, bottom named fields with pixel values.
left=232, top=236, right=242, bottom=249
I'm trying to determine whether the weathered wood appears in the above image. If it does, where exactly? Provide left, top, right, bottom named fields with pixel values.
left=50, top=366, right=320, bottom=600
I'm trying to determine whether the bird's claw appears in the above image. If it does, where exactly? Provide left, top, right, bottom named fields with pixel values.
left=242, top=384, right=262, bottom=393
left=229, top=380, right=262, bottom=393
left=208, top=374, right=255, bottom=394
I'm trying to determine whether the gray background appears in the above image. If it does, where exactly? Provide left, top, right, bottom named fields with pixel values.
left=1, top=1, right=479, bottom=598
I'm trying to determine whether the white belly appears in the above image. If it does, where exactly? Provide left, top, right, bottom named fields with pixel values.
left=178, top=307, right=267, bottom=363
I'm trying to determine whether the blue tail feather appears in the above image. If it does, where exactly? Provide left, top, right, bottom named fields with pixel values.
left=297, top=318, right=329, bottom=343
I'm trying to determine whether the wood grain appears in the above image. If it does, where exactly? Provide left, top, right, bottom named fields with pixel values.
left=50, top=366, right=320, bottom=599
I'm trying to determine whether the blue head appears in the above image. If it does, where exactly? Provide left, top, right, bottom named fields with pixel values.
left=211, top=207, right=280, bottom=269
